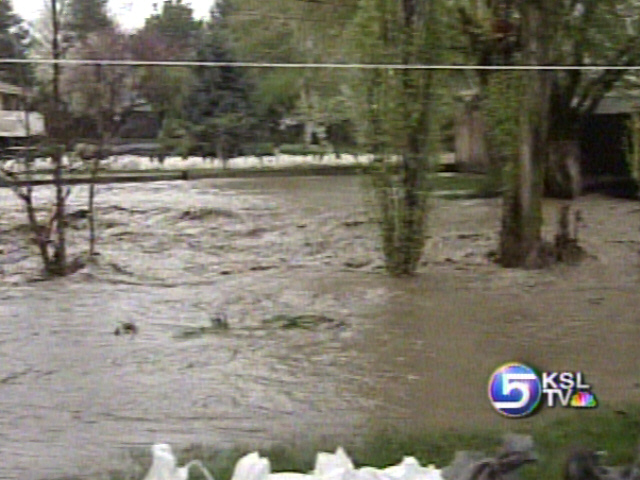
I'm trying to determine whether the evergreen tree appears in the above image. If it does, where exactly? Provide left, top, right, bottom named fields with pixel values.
left=129, top=0, right=203, bottom=139
left=183, top=13, right=258, bottom=158
left=143, top=0, right=203, bottom=57
left=0, top=0, right=32, bottom=86
left=65, top=0, right=112, bottom=43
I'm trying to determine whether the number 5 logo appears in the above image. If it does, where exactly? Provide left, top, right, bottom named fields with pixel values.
left=488, top=363, right=542, bottom=418
left=493, top=373, right=537, bottom=409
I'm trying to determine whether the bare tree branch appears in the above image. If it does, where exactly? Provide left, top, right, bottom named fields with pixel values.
left=575, top=35, right=640, bottom=114
left=0, top=167, right=28, bottom=201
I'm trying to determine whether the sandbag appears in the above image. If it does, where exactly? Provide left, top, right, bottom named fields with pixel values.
left=142, top=444, right=215, bottom=480
left=142, top=444, right=441, bottom=480
left=231, top=452, right=271, bottom=480
left=315, top=447, right=355, bottom=476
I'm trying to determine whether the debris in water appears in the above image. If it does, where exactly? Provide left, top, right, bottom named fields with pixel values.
left=114, top=321, right=138, bottom=336
left=262, top=314, right=347, bottom=330
left=211, top=312, right=229, bottom=330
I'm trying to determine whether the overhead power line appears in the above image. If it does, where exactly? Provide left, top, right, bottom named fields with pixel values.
left=0, top=59, right=639, bottom=70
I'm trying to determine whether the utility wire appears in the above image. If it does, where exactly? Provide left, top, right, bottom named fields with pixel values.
left=0, top=59, right=639, bottom=70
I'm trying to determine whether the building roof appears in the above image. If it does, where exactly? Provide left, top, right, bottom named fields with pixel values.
left=594, top=93, right=640, bottom=115
left=0, top=80, right=27, bottom=96
left=0, top=111, right=45, bottom=137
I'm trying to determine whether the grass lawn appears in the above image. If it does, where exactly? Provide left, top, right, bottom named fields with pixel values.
left=427, top=173, right=492, bottom=195
left=104, top=404, right=639, bottom=480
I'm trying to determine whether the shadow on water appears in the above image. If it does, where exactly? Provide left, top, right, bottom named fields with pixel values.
left=0, top=176, right=639, bottom=479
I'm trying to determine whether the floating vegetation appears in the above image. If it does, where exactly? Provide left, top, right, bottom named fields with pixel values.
left=262, top=314, right=347, bottom=330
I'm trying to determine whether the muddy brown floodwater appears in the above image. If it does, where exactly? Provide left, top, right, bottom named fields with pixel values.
left=1, top=176, right=640, bottom=480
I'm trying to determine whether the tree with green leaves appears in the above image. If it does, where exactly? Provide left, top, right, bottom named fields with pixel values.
left=347, top=0, right=443, bottom=275
left=452, top=0, right=640, bottom=267
left=141, top=0, right=203, bottom=57
left=544, top=0, right=640, bottom=197
left=131, top=0, right=201, bottom=140
left=0, top=0, right=32, bottom=86
left=456, top=0, right=640, bottom=199
left=65, top=0, right=112, bottom=43
left=182, top=11, right=258, bottom=163
left=498, top=0, right=556, bottom=269
left=63, top=27, right=132, bottom=128
left=224, top=0, right=358, bottom=149
left=0, top=0, right=79, bottom=276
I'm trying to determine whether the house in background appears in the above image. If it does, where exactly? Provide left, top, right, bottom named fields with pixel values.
left=0, top=80, right=45, bottom=153
left=453, top=87, right=640, bottom=196
left=580, top=93, right=640, bottom=193
left=0, top=80, right=23, bottom=110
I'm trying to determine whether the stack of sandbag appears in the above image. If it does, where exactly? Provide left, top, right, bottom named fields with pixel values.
left=230, top=447, right=442, bottom=480
left=141, top=443, right=443, bottom=480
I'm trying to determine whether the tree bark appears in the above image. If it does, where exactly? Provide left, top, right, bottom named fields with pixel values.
left=397, top=0, right=430, bottom=275
left=455, top=93, right=490, bottom=173
left=50, top=0, right=67, bottom=275
left=89, top=64, right=103, bottom=257
left=544, top=82, right=582, bottom=198
left=499, top=0, right=551, bottom=268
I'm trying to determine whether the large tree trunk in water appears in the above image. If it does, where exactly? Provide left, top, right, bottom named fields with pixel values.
left=374, top=0, right=431, bottom=276
left=499, top=0, right=551, bottom=268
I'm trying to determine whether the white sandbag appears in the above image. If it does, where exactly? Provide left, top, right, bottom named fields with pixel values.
left=143, top=444, right=188, bottom=480
left=267, top=473, right=315, bottom=480
left=383, top=457, right=421, bottom=479
left=230, top=451, right=311, bottom=480
left=142, top=443, right=215, bottom=480
left=382, top=457, right=442, bottom=480
left=231, top=452, right=271, bottom=480
left=353, top=466, right=393, bottom=480
left=119, top=156, right=141, bottom=170
left=315, top=447, right=355, bottom=475
left=314, top=447, right=356, bottom=480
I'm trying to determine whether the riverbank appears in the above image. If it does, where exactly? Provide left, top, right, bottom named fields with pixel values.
left=2, top=164, right=365, bottom=187
left=1, top=165, right=491, bottom=196
left=0, top=152, right=459, bottom=187
left=105, top=405, right=640, bottom=480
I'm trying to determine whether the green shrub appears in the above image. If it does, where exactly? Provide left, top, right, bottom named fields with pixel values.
left=278, top=143, right=329, bottom=156
left=241, top=142, right=276, bottom=157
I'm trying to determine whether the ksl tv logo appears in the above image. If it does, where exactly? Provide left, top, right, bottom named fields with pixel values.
left=488, top=362, right=598, bottom=418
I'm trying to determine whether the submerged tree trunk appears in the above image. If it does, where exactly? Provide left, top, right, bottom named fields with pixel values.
left=367, top=0, right=432, bottom=276
left=49, top=0, right=68, bottom=276
left=546, top=139, right=581, bottom=198
left=390, top=0, right=432, bottom=275
left=499, top=0, right=551, bottom=268
left=544, top=84, right=582, bottom=198
left=89, top=64, right=104, bottom=257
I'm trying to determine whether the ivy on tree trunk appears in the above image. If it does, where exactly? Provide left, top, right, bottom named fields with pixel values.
left=499, top=0, right=552, bottom=269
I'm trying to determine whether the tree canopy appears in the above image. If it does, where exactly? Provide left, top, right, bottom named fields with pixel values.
left=182, top=11, right=258, bottom=158
left=65, top=0, right=112, bottom=43
left=0, top=0, right=32, bottom=85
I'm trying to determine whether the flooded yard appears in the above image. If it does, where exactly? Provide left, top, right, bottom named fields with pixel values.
left=1, top=175, right=639, bottom=480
